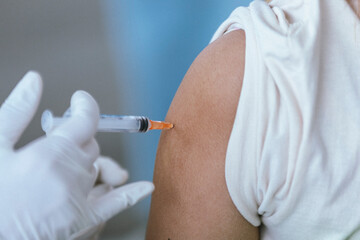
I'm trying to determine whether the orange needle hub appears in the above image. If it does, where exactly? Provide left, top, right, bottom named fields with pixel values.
left=149, top=120, right=174, bottom=130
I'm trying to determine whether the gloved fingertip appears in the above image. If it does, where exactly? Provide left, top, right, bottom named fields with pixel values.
left=95, top=156, right=129, bottom=186
left=71, top=90, right=100, bottom=117
left=72, top=90, right=91, bottom=100
left=109, top=167, right=129, bottom=186
left=143, top=181, right=155, bottom=194
left=22, top=71, right=43, bottom=93
left=114, top=182, right=154, bottom=208
left=119, top=169, right=129, bottom=184
left=100, top=168, right=129, bottom=187
left=124, top=182, right=154, bottom=207
left=23, top=70, right=41, bottom=80
left=133, top=181, right=155, bottom=199
left=71, top=90, right=97, bottom=106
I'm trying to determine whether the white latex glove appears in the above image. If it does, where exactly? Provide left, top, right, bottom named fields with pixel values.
left=73, top=156, right=132, bottom=240
left=0, top=71, right=154, bottom=240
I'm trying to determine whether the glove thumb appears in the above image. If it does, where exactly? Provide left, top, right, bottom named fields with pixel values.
left=90, top=181, right=154, bottom=222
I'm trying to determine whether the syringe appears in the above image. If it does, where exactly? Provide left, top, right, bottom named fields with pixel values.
left=41, top=110, right=174, bottom=134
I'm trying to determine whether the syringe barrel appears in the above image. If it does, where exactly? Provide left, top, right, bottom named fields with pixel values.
left=98, top=114, right=149, bottom=132
left=41, top=110, right=150, bottom=133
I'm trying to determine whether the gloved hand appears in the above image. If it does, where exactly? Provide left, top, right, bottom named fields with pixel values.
left=0, top=71, right=154, bottom=240
left=72, top=156, right=132, bottom=240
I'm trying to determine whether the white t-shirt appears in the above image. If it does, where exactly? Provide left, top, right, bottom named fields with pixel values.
left=211, top=0, right=360, bottom=239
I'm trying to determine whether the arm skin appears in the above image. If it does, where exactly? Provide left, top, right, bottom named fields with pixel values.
left=146, top=30, right=259, bottom=240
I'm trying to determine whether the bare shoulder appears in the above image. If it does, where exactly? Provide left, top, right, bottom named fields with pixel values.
left=146, top=30, right=259, bottom=240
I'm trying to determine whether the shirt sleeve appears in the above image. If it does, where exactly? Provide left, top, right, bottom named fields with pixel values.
left=210, top=0, right=298, bottom=227
left=210, top=3, right=264, bottom=227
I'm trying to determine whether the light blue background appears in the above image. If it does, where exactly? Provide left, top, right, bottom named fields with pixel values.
left=101, top=0, right=252, bottom=236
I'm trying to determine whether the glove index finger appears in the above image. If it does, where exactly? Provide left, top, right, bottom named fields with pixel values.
left=0, top=71, right=42, bottom=147
left=50, top=91, right=99, bottom=146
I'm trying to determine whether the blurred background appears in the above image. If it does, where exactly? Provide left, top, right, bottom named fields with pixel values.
left=0, top=0, right=251, bottom=239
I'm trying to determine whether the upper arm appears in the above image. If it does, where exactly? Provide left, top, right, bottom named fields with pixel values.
left=146, top=30, right=259, bottom=240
